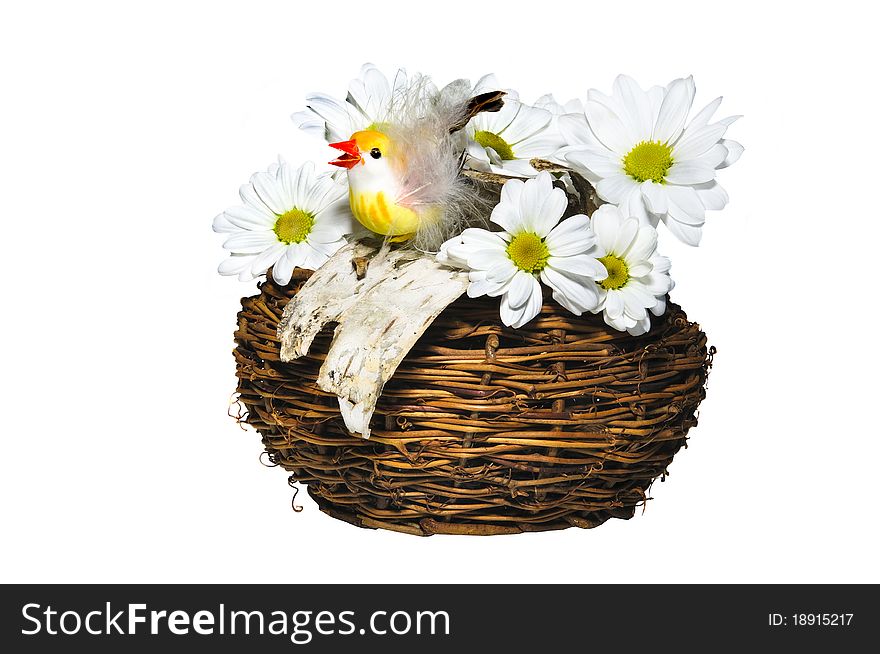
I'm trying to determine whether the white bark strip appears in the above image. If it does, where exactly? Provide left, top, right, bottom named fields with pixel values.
left=277, top=242, right=470, bottom=438
left=277, top=241, right=381, bottom=360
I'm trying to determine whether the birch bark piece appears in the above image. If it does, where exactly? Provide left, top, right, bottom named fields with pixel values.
left=277, top=241, right=382, bottom=361
left=277, top=242, right=470, bottom=438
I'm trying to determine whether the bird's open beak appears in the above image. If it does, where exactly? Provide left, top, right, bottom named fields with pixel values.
left=328, top=139, right=362, bottom=169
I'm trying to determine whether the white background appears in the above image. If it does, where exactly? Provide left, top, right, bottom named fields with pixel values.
left=1, top=0, right=877, bottom=584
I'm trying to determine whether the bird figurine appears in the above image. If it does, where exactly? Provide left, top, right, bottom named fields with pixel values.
left=327, top=82, right=506, bottom=250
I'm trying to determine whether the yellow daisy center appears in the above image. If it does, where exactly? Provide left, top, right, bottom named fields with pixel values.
left=507, top=232, right=549, bottom=273
left=273, top=208, right=314, bottom=244
left=598, top=254, right=629, bottom=290
left=473, top=130, right=515, bottom=160
left=623, top=140, right=674, bottom=183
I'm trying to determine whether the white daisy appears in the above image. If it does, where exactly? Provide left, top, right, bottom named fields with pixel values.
left=465, top=91, right=566, bottom=178
left=588, top=205, right=673, bottom=335
left=560, top=74, right=743, bottom=246
left=292, top=63, right=414, bottom=143
left=437, top=172, right=606, bottom=328
left=213, top=159, right=354, bottom=284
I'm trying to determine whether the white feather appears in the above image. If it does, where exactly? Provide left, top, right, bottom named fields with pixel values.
left=372, top=74, right=498, bottom=251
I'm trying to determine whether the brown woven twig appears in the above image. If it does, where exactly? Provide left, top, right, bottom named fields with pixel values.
left=233, top=272, right=714, bottom=536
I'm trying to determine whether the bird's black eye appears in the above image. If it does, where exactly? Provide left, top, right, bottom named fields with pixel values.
left=370, top=147, right=382, bottom=159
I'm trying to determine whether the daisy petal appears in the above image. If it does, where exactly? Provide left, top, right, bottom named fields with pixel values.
left=500, top=178, right=525, bottom=210
left=349, top=65, right=392, bottom=118
left=271, top=246, right=298, bottom=285
left=524, top=276, right=544, bottom=319
left=291, top=110, right=325, bottom=138
left=476, top=98, right=520, bottom=135
left=718, top=139, right=743, bottom=168
left=445, top=242, right=479, bottom=264
left=466, top=140, right=491, bottom=167
left=461, top=228, right=509, bottom=248
left=613, top=217, right=640, bottom=254
left=597, top=174, right=638, bottom=204
left=292, top=161, right=316, bottom=208
left=472, top=73, right=500, bottom=95
left=499, top=294, right=524, bottom=327
left=546, top=254, right=606, bottom=279
left=519, top=172, right=552, bottom=232
left=628, top=262, right=653, bottom=277
left=622, top=294, right=648, bottom=321
left=620, top=185, right=651, bottom=225
left=644, top=269, right=673, bottom=297
left=496, top=159, right=540, bottom=177
left=674, top=122, right=729, bottom=160
left=486, top=258, right=518, bottom=283
left=468, top=247, right=510, bottom=272
left=218, top=254, right=257, bottom=276
left=308, top=237, right=347, bottom=257
left=612, top=74, right=653, bottom=142
left=514, top=133, right=566, bottom=159
left=651, top=254, right=671, bottom=275
left=249, top=243, right=287, bottom=277
left=490, top=201, right=522, bottom=233
left=315, top=197, right=355, bottom=232
left=646, top=86, right=665, bottom=124
left=625, top=280, right=660, bottom=308
left=665, top=160, right=717, bottom=185
left=549, top=290, right=585, bottom=316
left=590, top=205, right=623, bottom=253
left=604, top=289, right=625, bottom=319
left=663, top=215, right=703, bottom=246
left=565, top=148, right=623, bottom=178
left=544, top=214, right=595, bottom=255
left=223, top=205, right=276, bottom=230
left=702, top=143, right=729, bottom=169
left=584, top=100, right=632, bottom=154
left=501, top=103, right=552, bottom=144
left=251, top=171, right=289, bottom=215
left=212, top=213, right=236, bottom=233
left=640, top=181, right=668, bottom=215
left=306, top=176, right=345, bottom=214
left=694, top=181, right=729, bottom=211
left=627, top=316, right=651, bottom=336
left=223, top=230, right=277, bottom=253
left=686, top=97, right=723, bottom=131
left=653, top=76, right=695, bottom=144
left=467, top=270, right=509, bottom=298
left=623, top=226, right=657, bottom=263
left=545, top=213, right=589, bottom=239
left=541, top=267, right=600, bottom=314
left=300, top=242, right=330, bottom=270
left=557, top=113, right=593, bottom=147
left=304, top=93, right=363, bottom=142
left=665, top=185, right=706, bottom=224
left=651, top=295, right=667, bottom=317
left=307, top=222, right=345, bottom=244
left=507, top=270, right=536, bottom=308
left=532, top=186, right=567, bottom=237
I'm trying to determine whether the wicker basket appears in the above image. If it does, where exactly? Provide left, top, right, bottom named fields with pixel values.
left=233, top=270, right=714, bottom=536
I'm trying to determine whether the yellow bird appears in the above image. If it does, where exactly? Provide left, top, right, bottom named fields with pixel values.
left=327, top=88, right=506, bottom=248
left=329, top=129, right=433, bottom=242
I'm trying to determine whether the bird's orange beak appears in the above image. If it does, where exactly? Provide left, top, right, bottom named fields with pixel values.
left=328, top=139, right=362, bottom=169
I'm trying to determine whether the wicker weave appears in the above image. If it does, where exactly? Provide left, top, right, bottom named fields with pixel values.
left=233, top=271, right=714, bottom=536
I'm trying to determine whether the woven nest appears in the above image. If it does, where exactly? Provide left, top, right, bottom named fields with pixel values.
left=233, top=271, right=714, bottom=536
